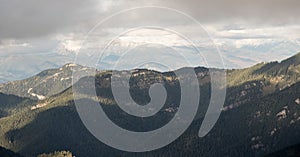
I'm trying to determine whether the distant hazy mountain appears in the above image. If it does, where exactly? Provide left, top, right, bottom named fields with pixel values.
left=0, top=52, right=74, bottom=83
left=0, top=52, right=300, bottom=157
left=1, top=40, right=298, bottom=83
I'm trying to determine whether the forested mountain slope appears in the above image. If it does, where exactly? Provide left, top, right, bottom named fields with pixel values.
left=0, top=53, right=299, bottom=156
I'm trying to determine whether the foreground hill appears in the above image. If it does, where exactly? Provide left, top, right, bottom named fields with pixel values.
left=265, top=144, right=300, bottom=157
left=0, top=93, right=35, bottom=118
left=0, top=146, right=23, bottom=157
left=0, top=146, right=72, bottom=157
left=0, top=52, right=299, bottom=156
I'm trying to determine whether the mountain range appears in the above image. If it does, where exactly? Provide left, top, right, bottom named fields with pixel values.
left=0, top=52, right=300, bottom=156
left=1, top=40, right=299, bottom=84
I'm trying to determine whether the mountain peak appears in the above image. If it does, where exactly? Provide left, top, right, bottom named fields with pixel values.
left=63, top=63, right=79, bottom=68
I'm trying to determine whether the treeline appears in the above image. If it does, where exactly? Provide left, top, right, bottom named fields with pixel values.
left=0, top=147, right=73, bottom=157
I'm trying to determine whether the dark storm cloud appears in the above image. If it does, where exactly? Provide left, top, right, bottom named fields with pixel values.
left=0, top=0, right=99, bottom=39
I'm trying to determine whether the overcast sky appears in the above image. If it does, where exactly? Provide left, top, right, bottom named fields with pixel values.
left=0, top=0, right=300, bottom=80
left=1, top=0, right=299, bottom=37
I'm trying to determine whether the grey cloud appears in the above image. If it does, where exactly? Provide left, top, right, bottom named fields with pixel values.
left=1, top=0, right=300, bottom=40
left=219, top=24, right=246, bottom=31
left=218, top=35, right=271, bottom=40
left=0, top=0, right=100, bottom=39
left=159, top=0, right=300, bottom=25
left=90, top=0, right=300, bottom=32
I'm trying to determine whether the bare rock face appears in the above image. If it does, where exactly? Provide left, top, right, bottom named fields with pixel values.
left=295, top=98, right=300, bottom=105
